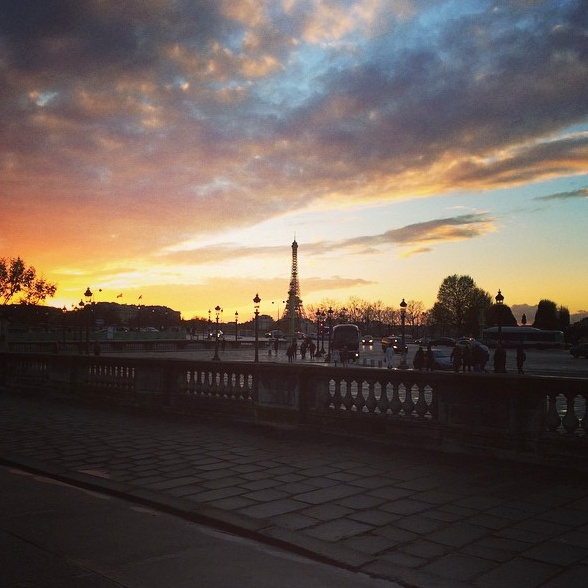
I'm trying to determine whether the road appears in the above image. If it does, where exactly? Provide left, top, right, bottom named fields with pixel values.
left=0, top=465, right=400, bottom=588
left=110, top=341, right=588, bottom=378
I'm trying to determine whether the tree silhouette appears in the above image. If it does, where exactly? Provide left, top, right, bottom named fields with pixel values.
left=432, top=275, right=492, bottom=336
left=0, top=256, right=57, bottom=305
left=533, top=299, right=559, bottom=330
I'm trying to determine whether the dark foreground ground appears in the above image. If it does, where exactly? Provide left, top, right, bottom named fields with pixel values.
left=1, top=392, right=587, bottom=588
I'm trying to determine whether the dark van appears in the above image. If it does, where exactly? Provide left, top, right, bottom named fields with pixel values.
left=332, top=324, right=361, bottom=361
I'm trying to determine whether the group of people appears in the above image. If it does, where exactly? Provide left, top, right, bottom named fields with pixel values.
left=448, top=343, right=491, bottom=373
left=279, top=337, right=318, bottom=363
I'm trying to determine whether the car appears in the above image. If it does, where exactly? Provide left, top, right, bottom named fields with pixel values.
left=570, top=342, right=588, bottom=358
left=430, top=348, right=453, bottom=370
left=415, top=337, right=456, bottom=347
left=361, top=335, right=374, bottom=345
left=381, top=336, right=408, bottom=354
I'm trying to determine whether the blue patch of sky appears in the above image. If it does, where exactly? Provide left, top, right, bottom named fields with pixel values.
left=252, top=43, right=354, bottom=112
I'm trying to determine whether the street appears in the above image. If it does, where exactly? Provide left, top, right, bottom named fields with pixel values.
left=110, top=341, right=588, bottom=378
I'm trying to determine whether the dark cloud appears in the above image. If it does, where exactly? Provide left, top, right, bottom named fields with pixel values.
left=534, top=188, right=588, bottom=201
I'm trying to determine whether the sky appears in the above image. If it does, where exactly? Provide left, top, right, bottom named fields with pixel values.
left=1, top=0, right=587, bottom=324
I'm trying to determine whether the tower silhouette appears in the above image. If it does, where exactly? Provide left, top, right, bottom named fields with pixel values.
left=282, top=238, right=305, bottom=335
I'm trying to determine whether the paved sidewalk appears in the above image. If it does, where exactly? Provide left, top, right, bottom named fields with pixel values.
left=1, top=393, right=587, bottom=588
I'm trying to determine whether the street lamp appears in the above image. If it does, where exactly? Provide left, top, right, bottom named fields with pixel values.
left=235, top=311, right=239, bottom=342
left=495, top=289, right=504, bottom=342
left=315, top=310, right=323, bottom=358
left=61, top=306, right=67, bottom=348
left=208, top=309, right=211, bottom=339
left=83, top=287, right=93, bottom=354
left=327, top=307, right=334, bottom=361
left=212, top=305, right=221, bottom=360
left=318, top=310, right=326, bottom=354
left=399, top=298, right=408, bottom=369
left=253, top=293, right=261, bottom=362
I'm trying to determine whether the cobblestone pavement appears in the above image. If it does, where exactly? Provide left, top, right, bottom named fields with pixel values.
left=1, top=392, right=587, bottom=588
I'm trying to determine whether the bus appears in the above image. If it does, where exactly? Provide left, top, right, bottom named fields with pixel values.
left=482, top=326, right=564, bottom=349
left=331, top=324, right=361, bottom=361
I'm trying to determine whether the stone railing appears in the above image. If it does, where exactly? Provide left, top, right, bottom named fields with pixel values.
left=1, top=352, right=586, bottom=470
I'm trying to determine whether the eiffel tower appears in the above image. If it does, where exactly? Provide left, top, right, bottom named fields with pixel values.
left=281, top=238, right=305, bottom=335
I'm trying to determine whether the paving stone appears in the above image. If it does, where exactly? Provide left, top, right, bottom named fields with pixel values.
left=539, top=564, right=588, bottom=588
left=244, top=488, right=290, bottom=502
left=379, top=550, right=427, bottom=568
left=188, top=486, right=245, bottom=503
left=239, top=478, right=282, bottom=491
left=380, top=498, right=430, bottom=515
left=340, top=533, right=399, bottom=555
left=348, top=476, right=393, bottom=489
left=465, top=513, right=512, bottom=530
left=301, top=503, right=354, bottom=521
left=271, top=512, right=318, bottom=531
left=304, top=518, right=372, bottom=541
left=348, top=509, right=400, bottom=526
left=427, top=522, right=489, bottom=547
left=523, top=540, right=587, bottom=566
left=335, top=493, right=386, bottom=510
left=394, top=513, right=447, bottom=534
left=293, top=484, right=362, bottom=505
left=238, top=498, right=305, bottom=518
left=374, top=524, right=418, bottom=545
left=209, top=496, right=258, bottom=511
left=422, top=553, right=495, bottom=582
left=474, top=557, right=560, bottom=588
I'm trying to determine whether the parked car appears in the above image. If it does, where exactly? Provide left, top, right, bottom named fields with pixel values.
left=570, top=342, right=588, bottom=358
left=430, top=348, right=453, bottom=370
left=381, top=336, right=408, bottom=354
left=414, top=337, right=456, bottom=347
left=361, top=334, right=374, bottom=345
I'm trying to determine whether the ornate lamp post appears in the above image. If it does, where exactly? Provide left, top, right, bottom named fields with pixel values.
left=212, top=305, right=222, bottom=360
left=253, top=293, right=261, bottom=362
left=61, top=306, right=67, bottom=348
left=318, top=310, right=326, bottom=354
left=83, top=287, right=93, bottom=354
left=327, top=307, right=334, bottom=361
left=208, top=309, right=211, bottom=339
left=235, top=311, right=239, bottom=342
left=495, top=289, right=504, bottom=342
left=399, top=298, right=408, bottom=369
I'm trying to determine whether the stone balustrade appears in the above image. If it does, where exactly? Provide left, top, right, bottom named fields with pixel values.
left=1, top=352, right=586, bottom=470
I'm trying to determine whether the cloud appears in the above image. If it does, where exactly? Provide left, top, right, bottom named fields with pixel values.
left=158, top=211, right=497, bottom=269
left=1, top=0, right=587, bottom=269
left=534, top=187, right=588, bottom=201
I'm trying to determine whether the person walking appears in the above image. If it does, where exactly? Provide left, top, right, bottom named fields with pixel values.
left=413, top=346, right=425, bottom=370
left=493, top=343, right=507, bottom=373
left=516, top=344, right=526, bottom=374
left=425, top=345, right=435, bottom=371
left=450, top=345, right=463, bottom=372
left=385, top=344, right=395, bottom=369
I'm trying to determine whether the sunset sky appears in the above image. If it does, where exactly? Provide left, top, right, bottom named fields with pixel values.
left=2, top=0, right=587, bottom=323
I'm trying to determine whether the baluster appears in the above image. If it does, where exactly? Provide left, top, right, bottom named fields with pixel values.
left=390, top=382, right=402, bottom=415
left=544, top=392, right=561, bottom=431
left=562, top=392, right=579, bottom=434
left=377, top=381, right=390, bottom=414
left=329, top=378, right=339, bottom=410
left=365, top=379, right=377, bottom=413
left=414, top=384, right=428, bottom=417
left=352, top=380, right=366, bottom=412
left=402, top=382, right=415, bottom=416
left=342, top=379, right=353, bottom=410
